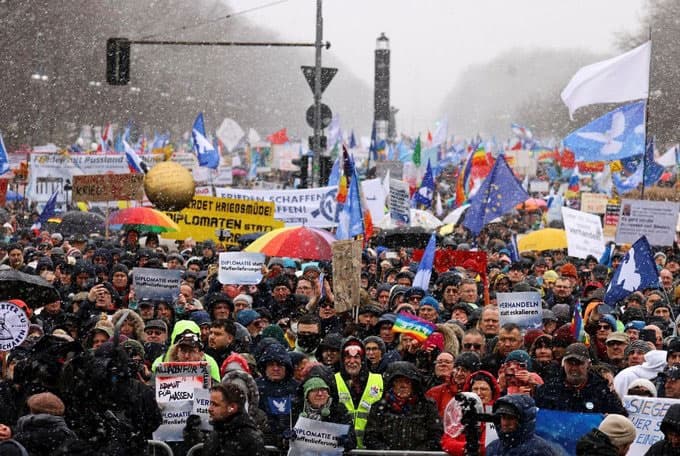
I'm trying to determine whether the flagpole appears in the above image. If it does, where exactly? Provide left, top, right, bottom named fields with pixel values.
left=642, top=28, right=652, bottom=201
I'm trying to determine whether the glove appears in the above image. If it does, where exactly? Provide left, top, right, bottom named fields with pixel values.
left=282, top=428, right=298, bottom=441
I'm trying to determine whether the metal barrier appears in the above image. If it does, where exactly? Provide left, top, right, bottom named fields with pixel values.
left=147, top=440, right=174, bottom=456
left=185, top=443, right=445, bottom=456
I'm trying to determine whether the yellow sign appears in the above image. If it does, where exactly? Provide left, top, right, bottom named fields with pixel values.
left=162, top=196, right=283, bottom=246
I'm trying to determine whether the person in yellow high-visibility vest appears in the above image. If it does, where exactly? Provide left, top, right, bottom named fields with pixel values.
left=334, top=337, right=383, bottom=448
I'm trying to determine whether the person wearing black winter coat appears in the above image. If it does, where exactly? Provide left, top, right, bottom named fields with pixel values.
left=204, top=383, right=266, bottom=456
left=12, top=413, right=76, bottom=456
left=364, top=361, right=442, bottom=451
left=256, top=342, right=299, bottom=448
left=645, top=403, right=680, bottom=455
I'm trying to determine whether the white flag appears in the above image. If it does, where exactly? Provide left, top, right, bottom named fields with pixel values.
left=247, top=128, right=261, bottom=144
left=216, top=118, right=244, bottom=152
left=561, top=41, right=651, bottom=119
left=657, top=145, right=678, bottom=167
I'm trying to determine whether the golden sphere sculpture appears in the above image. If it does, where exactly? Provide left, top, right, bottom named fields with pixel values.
left=144, top=161, right=195, bottom=211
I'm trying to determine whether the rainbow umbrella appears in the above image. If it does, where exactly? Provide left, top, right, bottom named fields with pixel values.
left=244, top=226, right=335, bottom=260
left=107, top=207, right=179, bottom=233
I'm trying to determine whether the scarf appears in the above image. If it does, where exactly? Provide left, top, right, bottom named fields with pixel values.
left=302, top=397, right=333, bottom=421
left=387, top=388, right=417, bottom=415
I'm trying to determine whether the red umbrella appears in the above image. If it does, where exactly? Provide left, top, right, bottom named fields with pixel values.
left=244, top=226, right=335, bottom=260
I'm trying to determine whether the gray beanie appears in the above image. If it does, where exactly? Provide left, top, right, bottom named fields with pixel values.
left=363, top=336, right=386, bottom=354
left=598, top=414, right=636, bottom=448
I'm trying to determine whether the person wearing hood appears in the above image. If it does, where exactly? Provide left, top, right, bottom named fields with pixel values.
left=255, top=342, right=299, bottom=448
left=0, top=392, right=77, bottom=456
left=151, top=319, right=220, bottom=382
left=364, top=361, right=442, bottom=451
left=486, top=394, right=565, bottom=456
left=219, top=361, right=270, bottom=440
left=576, top=413, right=636, bottom=456
left=614, top=349, right=668, bottom=399
left=645, top=403, right=680, bottom=455
left=363, top=335, right=399, bottom=374
left=290, top=373, right=356, bottom=453
left=334, top=337, right=383, bottom=448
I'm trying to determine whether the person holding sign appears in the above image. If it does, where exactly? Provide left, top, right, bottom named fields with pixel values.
left=203, top=383, right=266, bottom=456
left=645, top=403, right=680, bottom=455
left=288, top=373, right=355, bottom=455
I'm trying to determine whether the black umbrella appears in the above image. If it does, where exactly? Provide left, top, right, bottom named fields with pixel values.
left=55, top=211, right=106, bottom=237
left=237, top=232, right=265, bottom=249
left=372, top=226, right=441, bottom=249
left=0, top=269, right=60, bottom=308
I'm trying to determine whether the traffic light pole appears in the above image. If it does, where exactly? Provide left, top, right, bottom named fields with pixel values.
left=311, top=0, right=323, bottom=188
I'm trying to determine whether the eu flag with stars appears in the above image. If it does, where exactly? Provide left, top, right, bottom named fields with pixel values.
left=563, top=100, right=646, bottom=162
left=463, top=155, right=529, bottom=235
left=604, top=235, right=659, bottom=305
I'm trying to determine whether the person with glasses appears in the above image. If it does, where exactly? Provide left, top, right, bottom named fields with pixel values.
left=404, top=287, right=426, bottom=310
left=461, top=328, right=486, bottom=356
left=316, top=296, right=342, bottom=336
left=604, top=332, right=631, bottom=373
left=534, top=343, right=627, bottom=415
left=425, top=351, right=459, bottom=416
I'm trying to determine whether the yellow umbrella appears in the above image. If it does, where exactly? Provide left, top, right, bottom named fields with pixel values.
left=517, top=228, right=567, bottom=252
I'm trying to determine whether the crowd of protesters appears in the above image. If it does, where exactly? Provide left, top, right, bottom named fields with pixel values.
left=1, top=216, right=680, bottom=455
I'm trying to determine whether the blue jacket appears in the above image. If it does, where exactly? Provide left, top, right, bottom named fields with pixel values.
left=486, top=394, right=566, bottom=456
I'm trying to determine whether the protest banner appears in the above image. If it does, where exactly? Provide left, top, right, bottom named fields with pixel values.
left=603, top=201, right=621, bottom=238
left=389, top=178, right=410, bottom=226
left=163, top=196, right=283, bottom=247
left=529, top=180, right=550, bottom=193
left=624, top=395, right=680, bottom=455
left=496, top=292, right=542, bottom=330
left=288, top=416, right=350, bottom=456
left=218, top=252, right=265, bottom=285
left=561, top=206, right=605, bottom=259
left=580, top=192, right=609, bottom=214
left=272, top=143, right=300, bottom=171
left=0, top=302, right=29, bottom=351
left=332, top=240, right=362, bottom=313
left=132, top=267, right=182, bottom=302
left=215, top=186, right=338, bottom=227
left=616, top=199, right=680, bottom=246
left=72, top=174, right=144, bottom=202
left=535, top=409, right=604, bottom=455
left=153, top=362, right=212, bottom=441
left=0, top=180, right=8, bottom=206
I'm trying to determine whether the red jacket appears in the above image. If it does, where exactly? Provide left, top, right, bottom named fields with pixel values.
left=426, top=380, right=458, bottom=417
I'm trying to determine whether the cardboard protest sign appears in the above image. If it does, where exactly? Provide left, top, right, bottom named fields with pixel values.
left=616, top=199, right=679, bottom=246
left=153, top=362, right=212, bottom=441
left=218, top=252, right=265, bottom=285
left=389, top=179, right=410, bottom=226
left=288, top=416, right=350, bottom=456
left=624, top=395, right=680, bottom=455
left=332, top=240, right=362, bottom=313
left=132, top=267, right=182, bottom=302
left=496, top=292, right=542, bottom=330
left=561, top=206, right=605, bottom=259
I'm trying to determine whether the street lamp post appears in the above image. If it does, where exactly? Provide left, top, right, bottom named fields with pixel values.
left=374, top=33, right=390, bottom=143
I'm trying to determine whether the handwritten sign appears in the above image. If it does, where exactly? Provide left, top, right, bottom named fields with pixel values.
left=561, top=206, right=605, bottom=259
left=72, top=174, right=144, bottom=202
left=624, top=395, right=680, bottom=455
left=153, top=362, right=211, bottom=441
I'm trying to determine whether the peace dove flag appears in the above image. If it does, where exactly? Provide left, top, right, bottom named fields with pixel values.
left=604, top=236, right=659, bottom=306
left=561, top=41, right=651, bottom=119
left=563, top=101, right=646, bottom=162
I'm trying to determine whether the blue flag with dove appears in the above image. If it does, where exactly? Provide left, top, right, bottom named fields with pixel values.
left=604, top=236, right=659, bottom=305
left=563, top=100, right=646, bottom=162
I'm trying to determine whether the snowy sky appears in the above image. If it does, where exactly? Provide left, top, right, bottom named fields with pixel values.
left=226, top=0, right=646, bottom=133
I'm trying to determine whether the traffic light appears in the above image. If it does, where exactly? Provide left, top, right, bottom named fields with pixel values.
left=292, top=156, right=309, bottom=188
left=319, top=156, right=333, bottom=186
left=106, top=38, right=131, bottom=85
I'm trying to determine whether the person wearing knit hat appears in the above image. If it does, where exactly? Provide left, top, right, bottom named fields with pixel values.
left=27, top=392, right=65, bottom=416
left=417, top=296, right=439, bottom=323
left=233, top=293, right=253, bottom=317
left=624, top=339, right=653, bottom=367
left=363, top=336, right=387, bottom=373
left=551, top=303, right=571, bottom=326
left=576, top=414, right=636, bottom=455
